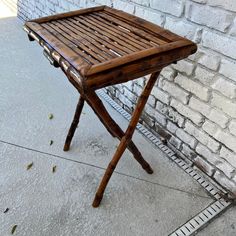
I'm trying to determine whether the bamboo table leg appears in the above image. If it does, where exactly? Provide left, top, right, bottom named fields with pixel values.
left=92, top=71, right=160, bottom=207
left=64, top=96, right=84, bottom=151
left=85, top=91, right=153, bottom=174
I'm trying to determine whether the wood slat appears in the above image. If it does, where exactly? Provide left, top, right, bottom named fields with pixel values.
left=91, top=12, right=154, bottom=48
left=78, top=15, right=145, bottom=51
left=56, top=20, right=118, bottom=59
left=104, top=6, right=182, bottom=42
left=84, top=14, right=150, bottom=50
left=97, top=11, right=168, bottom=45
left=74, top=16, right=138, bottom=53
left=42, top=23, right=99, bottom=64
left=50, top=21, right=111, bottom=62
left=68, top=18, right=132, bottom=55
left=65, top=18, right=128, bottom=56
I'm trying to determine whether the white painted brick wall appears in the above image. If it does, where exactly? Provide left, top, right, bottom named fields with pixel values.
left=212, top=76, right=236, bottom=99
left=194, top=156, right=215, bottom=176
left=175, top=74, right=210, bottom=101
left=171, top=99, right=204, bottom=125
left=229, top=120, right=236, bottom=136
left=150, top=0, right=184, bottom=17
left=211, top=92, right=236, bottom=118
left=197, top=50, right=220, bottom=71
left=14, top=0, right=236, bottom=196
left=220, top=59, right=236, bottom=82
left=202, top=31, right=236, bottom=60
left=161, top=79, right=190, bottom=104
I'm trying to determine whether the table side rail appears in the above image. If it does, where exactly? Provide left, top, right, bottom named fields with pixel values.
left=28, top=5, right=105, bottom=24
left=86, top=40, right=197, bottom=76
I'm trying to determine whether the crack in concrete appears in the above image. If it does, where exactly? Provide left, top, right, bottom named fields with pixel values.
left=0, top=139, right=211, bottom=200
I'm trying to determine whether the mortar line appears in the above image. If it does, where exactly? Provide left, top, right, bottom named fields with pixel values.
left=0, top=139, right=211, bottom=199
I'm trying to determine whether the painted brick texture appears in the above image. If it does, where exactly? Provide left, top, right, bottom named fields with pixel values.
left=10, top=0, right=236, bottom=196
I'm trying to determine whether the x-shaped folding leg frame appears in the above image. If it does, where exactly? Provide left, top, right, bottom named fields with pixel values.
left=64, top=71, right=160, bottom=207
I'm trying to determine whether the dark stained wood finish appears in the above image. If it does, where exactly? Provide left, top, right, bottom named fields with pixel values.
left=24, top=6, right=197, bottom=207
left=92, top=71, right=160, bottom=207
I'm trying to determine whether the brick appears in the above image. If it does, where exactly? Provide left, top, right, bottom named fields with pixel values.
left=147, top=95, right=156, bottom=108
left=197, top=50, right=220, bottom=71
left=143, top=113, right=155, bottom=127
left=202, top=120, right=219, bottom=136
left=135, top=6, right=164, bottom=26
left=166, top=121, right=178, bottom=134
left=95, top=0, right=112, bottom=6
left=219, top=58, right=236, bottom=82
left=165, top=17, right=199, bottom=41
left=151, top=86, right=170, bottom=104
left=186, top=2, right=234, bottom=32
left=207, top=138, right=221, bottom=153
left=220, top=146, right=236, bottom=168
left=181, top=144, right=197, bottom=159
left=123, top=80, right=133, bottom=90
left=133, top=83, right=143, bottom=96
left=171, top=99, right=204, bottom=125
left=114, top=84, right=124, bottom=94
left=207, top=109, right=229, bottom=129
left=208, top=0, right=236, bottom=12
left=134, top=77, right=146, bottom=87
left=169, top=136, right=182, bottom=149
left=211, top=92, right=236, bottom=118
left=113, top=0, right=135, bottom=13
left=189, top=97, right=211, bottom=117
left=124, top=87, right=137, bottom=103
left=150, top=0, right=184, bottom=17
left=216, top=161, right=235, bottom=178
left=145, top=104, right=156, bottom=117
left=196, top=143, right=222, bottom=165
left=165, top=107, right=185, bottom=127
left=184, top=121, right=220, bottom=152
left=161, top=66, right=177, bottom=81
left=131, top=0, right=149, bottom=6
left=194, top=66, right=215, bottom=86
left=202, top=30, right=236, bottom=60
left=194, top=156, right=215, bottom=176
left=156, top=101, right=167, bottom=114
left=192, top=0, right=206, bottom=3
left=214, top=171, right=236, bottom=196
left=176, top=128, right=197, bottom=149
left=214, top=130, right=236, bottom=152
left=172, top=60, right=195, bottom=76
left=229, top=120, right=236, bottom=136
left=175, top=74, right=210, bottom=101
left=212, top=76, right=236, bottom=99
left=230, top=18, right=236, bottom=36
left=119, top=94, right=133, bottom=109
left=155, top=111, right=167, bottom=126
left=161, top=80, right=190, bottom=104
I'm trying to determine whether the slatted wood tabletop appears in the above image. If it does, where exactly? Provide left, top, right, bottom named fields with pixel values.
left=24, top=6, right=196, bottom=91
left=24, top=6, right=197, bottom=207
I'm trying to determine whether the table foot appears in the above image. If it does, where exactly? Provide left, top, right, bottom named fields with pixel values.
left=92, top=194, right=103, bottom=208
left=63, top=143, right=70, bottom=151
left=143, top=164, right=154, bottom=174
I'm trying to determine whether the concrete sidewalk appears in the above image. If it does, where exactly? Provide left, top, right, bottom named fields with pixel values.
left=0, top=3, right=235, bottom=236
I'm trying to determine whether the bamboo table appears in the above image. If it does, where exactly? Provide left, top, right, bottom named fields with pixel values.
left=23, top=6, right=197, bottom=207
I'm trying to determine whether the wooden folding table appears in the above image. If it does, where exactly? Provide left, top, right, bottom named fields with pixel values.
left=23, top=6, right=197, bottom=207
